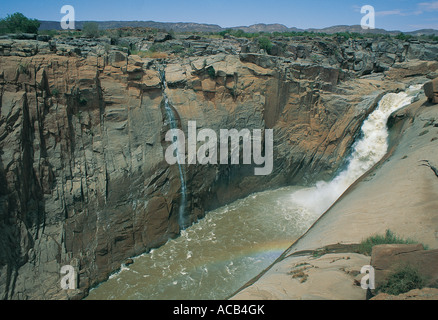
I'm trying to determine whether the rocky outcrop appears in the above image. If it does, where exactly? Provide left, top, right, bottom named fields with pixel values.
left=3, top=33, right=438, bottom=74
left=0, top=35, right=437, bottom=300
left=424, top=78, right=438, bottom=103
left=371, top=288, right=438, bottom=300
left=231, top=251, right=370, bottom=300
left=371, top=244, right=438, bottom=289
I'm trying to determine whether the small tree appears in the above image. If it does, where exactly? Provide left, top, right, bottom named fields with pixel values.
left=0, top=12, right=40, bottom=34
left=82, top=22, right=99, bottom=38
left=395, top=32, right=412, bottom=41
left=258, top=36, right=273, bottom=54
left=0, top=20, right=7, bottom=35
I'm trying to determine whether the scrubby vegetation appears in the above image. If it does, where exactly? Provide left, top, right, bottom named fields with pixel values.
left=0, top=12, right=40, bottom=34
left=209, top=28, right=438, bottom=43
left=377, top=265, right=426, bottom=295
left=206, top=66, right=216, bottom=79
left=357, top=229, right=424, bottom=256
left=82, top=22, right=99, bottom=38
left=257, top=36, right=273, bottom=53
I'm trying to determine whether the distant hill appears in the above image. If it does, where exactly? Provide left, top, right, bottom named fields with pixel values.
left=308, top=25, right=400, bottom=35
left=38, top=20, right=438, bottom=36
left=39, top=20, right=223, bottom=33
left=407, top=29, right=438, bottom=36
left=230, top=23, right=297, bottom=33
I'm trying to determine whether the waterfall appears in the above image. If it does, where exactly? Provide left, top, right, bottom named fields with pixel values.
left=158, top=66, right=188, bottom=230
left=87, top=84, right=425, bottom=301
left=290, top=85, right=423, bottom=216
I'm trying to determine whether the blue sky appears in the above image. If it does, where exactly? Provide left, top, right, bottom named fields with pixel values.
left=1, top=0, right=438, bottom=31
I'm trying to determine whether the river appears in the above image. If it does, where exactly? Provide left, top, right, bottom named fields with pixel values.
left=86, top=85, right=422, bottom=300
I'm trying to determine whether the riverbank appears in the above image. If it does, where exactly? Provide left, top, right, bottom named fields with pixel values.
left=231, top=95, right=438, bottom=300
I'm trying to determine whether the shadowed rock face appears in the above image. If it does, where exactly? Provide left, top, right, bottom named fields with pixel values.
left=0, top=37, right=437, bottom=299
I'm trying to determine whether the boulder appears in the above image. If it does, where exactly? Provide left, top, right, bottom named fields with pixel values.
left=109, top=50, right=127, bottom=68
left=424, top=78, right=438, bottom=104
left=201, top=78, right=216, bottom=92
left=154, top=32, right=172, bottom=43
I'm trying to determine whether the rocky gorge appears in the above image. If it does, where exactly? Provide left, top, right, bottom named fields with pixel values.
left=0, top=31, right=437, bottom=300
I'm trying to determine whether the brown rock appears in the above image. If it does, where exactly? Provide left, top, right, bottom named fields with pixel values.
left=201, top=78, right=216, bottom=92
left=386, top=60, right=438, bottom=80
left=371, top=244, right=438, bottom=288
left=424, top=78, right=438, bottom=103
left=124, top=258, right=134, bottom=266
left=371, top=288, right=438, bottom=300
left=109, top=50, right=127, bottom=68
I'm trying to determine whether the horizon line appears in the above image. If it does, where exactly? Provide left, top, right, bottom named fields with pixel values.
left=36, top=20, right=438, bottom=33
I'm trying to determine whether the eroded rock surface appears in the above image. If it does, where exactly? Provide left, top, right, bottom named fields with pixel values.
left=0, top=35, right=437, bottom=299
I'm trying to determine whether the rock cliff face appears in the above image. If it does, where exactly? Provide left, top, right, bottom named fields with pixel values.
left=0, top=35, right=437, bottom=299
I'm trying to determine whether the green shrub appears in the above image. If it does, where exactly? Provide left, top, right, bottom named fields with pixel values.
left=232, top=29, right=246, bottom=38
left=0, top=20, right=7, bottom=35
left=171, top=45, right=185, bottom=54
left=148, top=43, right=166, bottom=53
left=79, top=97, right=88, bottom=106
left=312, top=247, right=329, bottom=258
left=395, top=32, right=413, bottom=41
left=258, top=37, right=273, bottom=54
left=82, top=22, right=99, bottom=38
left=206, top=66, right=216, bottom=79
left=0, top=13, right=40, bottom=35
left=428, top=34, right=438, bottom=42
left=357, top=229, right=420, bottom=256
left=377, top=265, right=426, bottom=295
left=52, top=88, right=60, bottom=97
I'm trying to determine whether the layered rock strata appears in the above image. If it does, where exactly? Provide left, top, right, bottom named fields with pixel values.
left=0, top=35, right=437, bottom=299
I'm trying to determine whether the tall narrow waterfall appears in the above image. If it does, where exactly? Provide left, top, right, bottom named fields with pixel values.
left=158, top=67, right=188, bottom=230
left=290, top=85, right=423, bottom=216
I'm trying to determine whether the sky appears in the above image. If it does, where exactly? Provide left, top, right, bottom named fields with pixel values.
left=1, top=0, right=438, bottom=31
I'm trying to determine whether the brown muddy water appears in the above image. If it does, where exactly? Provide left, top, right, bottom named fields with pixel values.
left=86, top=185, right=318, bottom=300
left=86, top=86, right=422, bottom=300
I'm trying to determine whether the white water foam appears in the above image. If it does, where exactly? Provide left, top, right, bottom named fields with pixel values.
left=290, top=85, right=423, bottom=216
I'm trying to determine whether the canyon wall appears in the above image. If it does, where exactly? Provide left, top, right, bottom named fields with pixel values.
left=0, top=35, right=437, bottom=299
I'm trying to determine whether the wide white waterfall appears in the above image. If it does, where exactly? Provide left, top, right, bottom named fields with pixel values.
left=290, top=85, right=422, bottom=216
